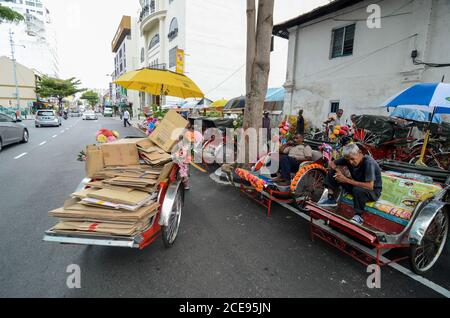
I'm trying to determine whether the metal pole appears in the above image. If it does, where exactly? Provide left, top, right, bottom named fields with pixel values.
left=9, top=29, right=20, bottom=111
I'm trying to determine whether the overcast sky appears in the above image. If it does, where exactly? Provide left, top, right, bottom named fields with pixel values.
left=45, top=0, right=328, bottom=90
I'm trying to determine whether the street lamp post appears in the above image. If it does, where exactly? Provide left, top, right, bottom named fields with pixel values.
left=9, top=29, right=22, bottom=111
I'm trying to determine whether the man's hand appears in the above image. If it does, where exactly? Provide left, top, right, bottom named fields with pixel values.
left=328, top=161, right=337, bottom=170
left=335, top=171, right=350, bottom=184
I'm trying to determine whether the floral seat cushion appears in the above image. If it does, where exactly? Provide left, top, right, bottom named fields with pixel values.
left=342, top=173, right=442, bottom=226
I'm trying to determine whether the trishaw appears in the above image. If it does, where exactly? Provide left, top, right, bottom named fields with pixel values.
left=44, top=153, right=185, bottom=250
left=305, top=160, right=450, bottom=275
left=235, top=141, right=337, bottom=217
left=354, top=115, right=450, bottom=170
left=188, top=117, right=236, bottom=165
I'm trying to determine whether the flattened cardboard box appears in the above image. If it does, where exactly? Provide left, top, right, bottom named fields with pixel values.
left=101, top=139, right=140, bottom=167
left=85, top=145, right=105, bottom=178
left=150, top=110, right=188, bottom=152
left=86, top=188, right=151, bottom=206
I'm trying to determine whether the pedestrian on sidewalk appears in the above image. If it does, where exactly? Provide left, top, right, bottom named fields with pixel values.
left=123, top=108, right=131, bottom=127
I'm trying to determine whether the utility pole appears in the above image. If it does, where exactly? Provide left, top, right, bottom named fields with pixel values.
left=9, top=29, right=21, bottom=110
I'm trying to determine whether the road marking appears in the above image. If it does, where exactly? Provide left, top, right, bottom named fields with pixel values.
left=39, top=141, right=47, bottom=146
left=14, top=153, right=27, bottom=159
left=211, top=175, right=450, bottom=298
left=60, top=130, right=65, bottom=133
left=52, top=135, right=58, bottom=138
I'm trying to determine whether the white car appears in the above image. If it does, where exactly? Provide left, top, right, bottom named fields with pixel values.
left=82, top=111, right=98, bottom=121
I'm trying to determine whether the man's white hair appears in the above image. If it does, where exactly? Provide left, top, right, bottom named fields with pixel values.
left=343, top=143, right=361, bottom=158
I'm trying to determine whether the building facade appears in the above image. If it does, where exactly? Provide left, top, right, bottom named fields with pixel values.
left=111, top=15, right=140, bottom=116
left=0, top=0, right=59, bottom=77
left=137, top=0, right=247, bottom=107
left=0, top=56, right=37, bottom=109
left=273, top=0, right=450, bottom=128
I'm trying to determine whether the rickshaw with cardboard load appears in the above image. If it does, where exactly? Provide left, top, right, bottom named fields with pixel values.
left=43, top=162, right=185, bottom=250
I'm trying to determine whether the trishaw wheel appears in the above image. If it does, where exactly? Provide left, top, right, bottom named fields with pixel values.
left=410, top=211, right=448, bottom=274
left=162, top=187, right=184, bottom=248
left=292, top=167, right=326, bottom=209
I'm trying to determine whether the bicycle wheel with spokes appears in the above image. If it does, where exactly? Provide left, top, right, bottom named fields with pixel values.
left=162, top=188, right=184, bottom=248
left=292, top=166, right=326, bottom=209
left=409, top=211, right=449, bottom=274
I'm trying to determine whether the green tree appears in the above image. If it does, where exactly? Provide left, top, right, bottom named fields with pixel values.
left=35, top=76, right=85, bottom=110
left=81, top=91, right=99, bottom=108
left=0, top=6, right=25, bottom=23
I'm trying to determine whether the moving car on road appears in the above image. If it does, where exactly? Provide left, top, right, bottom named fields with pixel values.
left=35, top=110, right=62, bottom=128
left=70, top=110, right=82, bottom=117
left=103, top=107, right=113, bottom=117
left=82, top=110, right=98, bottom=121
left=0, top=113, right=29, bottom=152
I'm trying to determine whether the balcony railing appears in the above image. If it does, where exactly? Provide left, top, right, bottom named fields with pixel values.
left=147, top=63, right=167, bottom=70
left=139, top=4, right=156, bottom=22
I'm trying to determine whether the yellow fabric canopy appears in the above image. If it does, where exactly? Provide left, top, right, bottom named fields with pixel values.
left=211, top=98, right=228, bottom=108
left=114, top=68, right=204, bottom=99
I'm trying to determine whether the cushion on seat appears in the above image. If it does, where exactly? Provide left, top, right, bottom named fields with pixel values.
left=342, top=173, right=442, bottom=226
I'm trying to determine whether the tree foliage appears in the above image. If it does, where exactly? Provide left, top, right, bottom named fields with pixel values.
left=0, top=6, right=25, bottom=23
left=81, top=90, right=99, bottom=108
left=35, top=76, right=85, bottom=109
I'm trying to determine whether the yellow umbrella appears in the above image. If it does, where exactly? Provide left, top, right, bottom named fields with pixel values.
left=211, top=98, right=228, bottom=108
left=114, top=68, right=204, bottom=99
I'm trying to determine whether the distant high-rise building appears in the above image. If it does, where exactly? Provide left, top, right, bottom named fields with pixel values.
left=0, top=0, right=59, bottom=77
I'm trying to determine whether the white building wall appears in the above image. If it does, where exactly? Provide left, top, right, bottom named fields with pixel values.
left=0, top=0, right=59, bottom=77
left=283, top=0, right=450, bottom=128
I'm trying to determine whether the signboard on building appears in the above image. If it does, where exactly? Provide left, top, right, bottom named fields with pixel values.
left=176, top=49, right=185, bottom=74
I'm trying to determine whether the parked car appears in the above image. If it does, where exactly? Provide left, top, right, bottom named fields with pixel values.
left=0, top=113, right=29, bottom=152
left=35, top=110, right=62, bottom=128
left=82, top=111, right=98, bottom=120
left=103, top=108, right=113, bottom=117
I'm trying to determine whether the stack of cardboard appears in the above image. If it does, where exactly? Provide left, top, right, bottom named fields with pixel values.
left=47, top=110, right=188, bottom=238
left=49, top=198, right=160, bottom=237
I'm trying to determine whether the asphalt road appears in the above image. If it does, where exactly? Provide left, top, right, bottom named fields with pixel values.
left=0, top=116, right=449, bottom=298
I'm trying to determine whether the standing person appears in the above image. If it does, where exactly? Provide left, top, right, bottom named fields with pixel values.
left=123, top=108, right=131, bottom=127
left=318, top=143, right=382, bottom=225
left=262, top=111, right=271, bottom=140
left=297, top=109, right=305, bottom=135
left=262, top=111, right=272, bottom=153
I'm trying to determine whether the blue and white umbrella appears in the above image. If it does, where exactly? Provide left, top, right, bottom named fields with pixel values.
left=382, top=82, right=450, bottom=115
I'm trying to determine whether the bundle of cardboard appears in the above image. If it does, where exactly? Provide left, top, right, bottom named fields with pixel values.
left=47, top=110, right=188, bottom=238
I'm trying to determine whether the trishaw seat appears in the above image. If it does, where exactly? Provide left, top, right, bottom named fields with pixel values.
left=341, top=173, right=443, bottom=226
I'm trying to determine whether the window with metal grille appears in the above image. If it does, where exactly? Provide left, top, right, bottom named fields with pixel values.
left=330, top=101, right=340, bottom=114
left=149, top=34, right=160, bottom=50
left=168, top=18, right=178, bottom=41
left=331, top=24, right=355, bottom=58
left=169, top=46, right=178, bottom=68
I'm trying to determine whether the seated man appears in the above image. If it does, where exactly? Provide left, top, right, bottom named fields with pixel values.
left=318, top=143, right=382, bottom=225
left=276, top=134, right=313, bottom=185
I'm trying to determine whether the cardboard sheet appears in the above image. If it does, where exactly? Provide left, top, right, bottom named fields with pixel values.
left=101, top=139, right=140, bottom=167
left=150, top=110, right=188, bottom=152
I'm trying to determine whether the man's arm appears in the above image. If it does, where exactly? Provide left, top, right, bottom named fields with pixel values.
left=337, top=174, right=375, bottom=191
left=335, top=161, right=376, bottom=191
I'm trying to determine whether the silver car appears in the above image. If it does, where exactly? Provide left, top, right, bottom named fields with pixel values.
left=82, top=111, right=98, bottom=120
left=35, top=110, right=62, bottom=128
left=0, top=113, right=29, bottom=152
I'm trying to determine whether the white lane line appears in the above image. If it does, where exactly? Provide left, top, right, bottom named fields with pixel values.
left=39, top=141, right=47, bottom=146
left=52, top=135, right=58, bottom=138
left=60, top=130, right=65, bottom=133
left=273, top=199, right=450, bottom=298
left=14, top=152, right=27, bottom=159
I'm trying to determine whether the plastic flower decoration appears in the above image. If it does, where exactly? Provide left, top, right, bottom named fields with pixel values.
left=96, top=128, right=120, bottom=144
left=279, top=120, right=291, bottom=145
